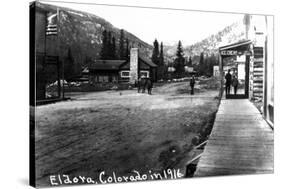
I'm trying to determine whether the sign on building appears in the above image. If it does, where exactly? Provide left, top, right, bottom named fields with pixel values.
left=129, top=48, right=138, bottom=83
left=213, top=65, right=220, bottom=77
left=220, top=50, right=238, bottom=56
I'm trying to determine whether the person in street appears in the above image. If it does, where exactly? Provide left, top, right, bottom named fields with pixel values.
left=137, top=77, right=142, bottom=93
left=225, top=69, right=232, bottom=95
left=232, top=75, right=239, bottom=95
left=190, top=75, right=195, bottom=95
left=137, top=75, right=146, bottom=93
left=146, top=77, right=153, bottom=95
left=142, top=76, right=147, bottom=93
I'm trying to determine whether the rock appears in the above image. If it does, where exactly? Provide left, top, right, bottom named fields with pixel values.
left=192, top=136, right=200, bottom=145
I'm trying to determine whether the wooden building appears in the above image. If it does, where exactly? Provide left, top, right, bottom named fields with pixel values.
left=89, top=60, right=127, bottom=83
left=30, top=2, right=63, bottom=103
left=218, top=14, right=274, bottom=127
left=88, top=49, right=157, bottom=83
left=119, top=54, right=158, bottom=82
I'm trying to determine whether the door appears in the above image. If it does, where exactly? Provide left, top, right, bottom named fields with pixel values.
left=223, top=55, right=249, bottom=99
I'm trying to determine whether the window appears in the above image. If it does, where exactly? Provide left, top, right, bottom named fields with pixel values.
left=102, top=76, right=109, bottom=82
left=140, top=71, right=149, bottom=78
left=120, top=71, right=130, bottom=78
left=97, top=75, right=109, bottom=82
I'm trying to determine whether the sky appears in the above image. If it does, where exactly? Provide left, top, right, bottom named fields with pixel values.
left=39, top=0, right=244, bottom=46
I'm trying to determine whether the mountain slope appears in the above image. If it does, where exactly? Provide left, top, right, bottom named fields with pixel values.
left=185, top=21, right=246, bottom=56
left=163, top=19, right=247, bottom=61
left=36, top=2, right=153, bottom=71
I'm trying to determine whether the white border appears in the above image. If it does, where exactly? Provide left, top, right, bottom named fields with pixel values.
left=0, top=0, right=280, bottom=189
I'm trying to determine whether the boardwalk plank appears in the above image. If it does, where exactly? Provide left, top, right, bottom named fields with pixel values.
left=194, top=99, right=274, bottom=177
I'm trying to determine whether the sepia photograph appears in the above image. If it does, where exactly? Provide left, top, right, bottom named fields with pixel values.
left=29, top=0, right=274, bottom=187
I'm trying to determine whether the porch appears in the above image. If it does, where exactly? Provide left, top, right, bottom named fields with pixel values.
left=193, top=98, right=273, bottom=176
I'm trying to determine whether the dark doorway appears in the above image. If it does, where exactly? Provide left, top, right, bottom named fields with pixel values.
left=222, top=55, right=249, bottom=99
left=219, top=40, right=251, bottom=99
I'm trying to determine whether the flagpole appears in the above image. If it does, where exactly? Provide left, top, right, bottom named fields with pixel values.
left=57, top=8, right=64, bottom=99
left=44, top=11, right=47, bottom=99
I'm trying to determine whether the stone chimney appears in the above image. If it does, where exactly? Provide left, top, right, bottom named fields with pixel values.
left=129, top=48, right=138, bottom=83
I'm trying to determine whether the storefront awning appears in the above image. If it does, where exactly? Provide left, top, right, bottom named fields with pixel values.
left=219, top=40, right=252, bottom=51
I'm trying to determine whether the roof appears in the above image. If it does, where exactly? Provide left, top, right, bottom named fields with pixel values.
left=89, top=60, right=127, bottom=70
left=139, top=54, right=158, bottom=67
left=219, top=40, right=252, bottom=51
left=119, top=55, right=158, bottom=70
left=89, top=53, right=157, bottom=71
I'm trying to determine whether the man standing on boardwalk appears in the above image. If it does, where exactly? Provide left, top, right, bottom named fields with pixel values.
left=232, top=75, right=238, bottom=95
left=190, top=75, right=195, bottom=95
left=225, top=69, right=232, bottom=95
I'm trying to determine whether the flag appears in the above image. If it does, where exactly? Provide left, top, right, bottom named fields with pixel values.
left=46, top=12, right=57, bottom=35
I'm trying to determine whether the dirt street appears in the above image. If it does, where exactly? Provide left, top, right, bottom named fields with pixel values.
left=35, top=81, right=220, bottom=186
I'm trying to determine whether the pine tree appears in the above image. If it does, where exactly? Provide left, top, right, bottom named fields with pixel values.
left=125, top=38, right=130, bottom=60
left=188, top=56, right=192, bottom=67
left=205, top=54, right=211, bottom=76
left=199, top=52, right=205, bottom=75
left=100, top=30, right=108, bottom=59
left=159, top=42, right=164, bottom=66
left=158, top=42, right=165, bottom=80
left=107, top=31, right=113, bottom=59
left=174, top=40, right=185, bottom=76
left=208, top=53, right=218, bottom=76
left=64, top=48, right=74, bottom=80
left=151, top=39, right=160, bottom=65
left=210, top=53, right=218, bottom=66
left=119, top=29, right=125, bottom=59
left=111, top=36, right=117, bottom=59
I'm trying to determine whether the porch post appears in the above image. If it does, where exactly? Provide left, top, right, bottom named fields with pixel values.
left=219, top=54, right=224, bottom=98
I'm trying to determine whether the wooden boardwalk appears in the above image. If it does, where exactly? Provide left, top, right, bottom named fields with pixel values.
left=194, top=99, right=274, bottom=177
